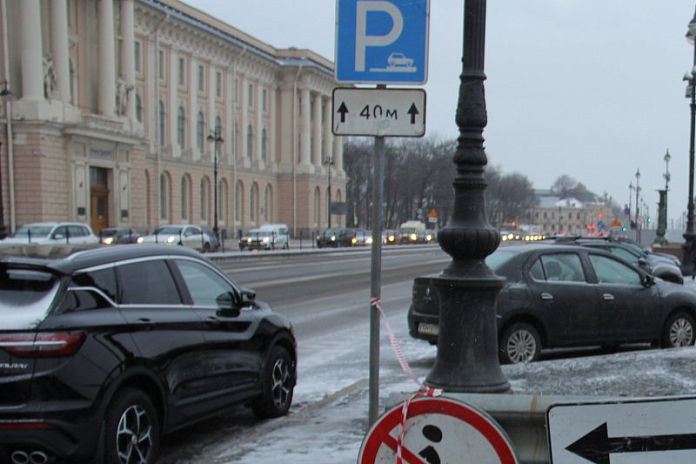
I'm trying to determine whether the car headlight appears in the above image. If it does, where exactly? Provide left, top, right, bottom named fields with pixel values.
left=103, top=237, right=114, bottom=245
left=366, top=237, right=373, bottom=244
left=352, top=238, right=357, bottom=244
left=137, top=237, right=144, bottom=244
left=262, top=237, right=269, bottom=243
left=410, top=233, right=417, bottom=241
left=388, top=235, right=395, bottom=242
left=166, top=236, right=176, bottom=244
left=331, top=235, right=336, bottom=241
left=426, top=234, right=432, bottom=241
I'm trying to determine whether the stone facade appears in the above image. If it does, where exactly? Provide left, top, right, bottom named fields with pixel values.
left=0, top=0, right=345, bottom=238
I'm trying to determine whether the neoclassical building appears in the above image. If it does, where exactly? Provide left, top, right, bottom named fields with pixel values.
left=0, top=0, right=345, bottom=239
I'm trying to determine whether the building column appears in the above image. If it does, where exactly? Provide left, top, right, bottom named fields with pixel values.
left=279, top=86, right=294, bottom=168
left=256, top=83, right=263, bottom=166
left=50, top=0, right=70, bottom=104
left=269, top=84, right=277, bottom=168
left=120, top=0, right=135, bottom=119
left=98, top=0, right=116, bottom=115
left=188, top=57, right=197, bottom=159
left=323, top=95, right=333, bottom=163
left=299, top=87, right=311, bottom=166
left=20, top=0, right=43, bottom=100
left=241, top=76, right=249, bottom=167
left=312, top=92, right=322, bottom=166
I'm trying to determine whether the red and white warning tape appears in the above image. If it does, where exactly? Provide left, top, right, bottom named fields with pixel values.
left=370, top=297, right=442, bottom=464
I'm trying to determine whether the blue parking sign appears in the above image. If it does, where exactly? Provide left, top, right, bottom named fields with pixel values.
left=335, top=0, right=429, bottom=84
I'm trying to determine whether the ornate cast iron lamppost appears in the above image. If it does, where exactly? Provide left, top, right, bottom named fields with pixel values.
left=683, top=7, right=696, bottom=275
left=0, top=81, right=12, bottom=240
left=656, top=150, right=671, bottom=245
left=324, top=157, right=333, bottom=229
left=207, top=127, right=223, bottom=243
left=424, top=0, right=509, bottom=393
left=635, top=169, right=641, bottom=244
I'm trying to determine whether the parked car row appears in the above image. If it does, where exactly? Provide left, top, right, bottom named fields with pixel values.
left=408, top=243, right=695, bottom=365
left=0, top=222, right=222, bottom=253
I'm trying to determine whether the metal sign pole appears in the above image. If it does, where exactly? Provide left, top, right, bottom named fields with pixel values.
left=368, top=107, right=386, bottom=426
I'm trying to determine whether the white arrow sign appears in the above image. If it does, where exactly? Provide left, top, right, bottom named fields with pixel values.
left=548, top=397, right=696, bottom=464
left=332, top=88, right=426, bottom=137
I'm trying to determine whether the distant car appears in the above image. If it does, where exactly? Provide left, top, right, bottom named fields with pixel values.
left=549, top=236, right=684, bottom=284
left=351, top=229, right=373, bottom=246
left=387, top=52, right=414, bottom=68
left=1, top=222, right=99, bottom=245
left=382, top=229, right=399, bottom=245
left=239, top=229, right=289, bottom=251
left=0, top=244, right=296, bottom=464
left=137, top=224, right=217, bottom=252
left=408, top=244, right=696, bottom=364
left=316, top=228, right=355, bottom=248
left=201, top=226, right=221, bottom=251
left=98, top=227, right=140, bottom=245
left=398, top=226, right=434, bottom=244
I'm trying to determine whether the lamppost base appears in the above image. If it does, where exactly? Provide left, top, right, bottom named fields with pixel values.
left=424, top=274, right=511, bottom=393
left=682, top=232, right=696, bottom=276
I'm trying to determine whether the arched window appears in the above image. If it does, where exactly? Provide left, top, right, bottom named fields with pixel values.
left=181, top=176, right=190, bottom=221
left=135, top=94, right=142, bottom=123
left=250, top=183, right=258, bottom=223
left=235, top=181, right=243, bottom=223
left=158, top=100, right=165, bottom=147
left=159, top=172, right=169, bottom=220
left=264, top=184, right=272, bottom=222
left=197, top=111, right=205, bottom=151
left=177, top=106, right=186, bottom=149
left=261, top=128, right=267, bottom=163
left=200, top=177, right=210, bottom=221
left=313, top=187, right=320, bottom=226
left=246, top=124, right=253, bottom=161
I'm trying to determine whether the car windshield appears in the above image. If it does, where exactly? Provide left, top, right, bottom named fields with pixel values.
left=323, top=229, right=340, bottom=236
left=485, top=249, right=520, bottom=272
left=399, top=228, right=417, bottom=233
left=13, top=225, right=53, bottom=238
left=0, top=267, right=60, bottom=329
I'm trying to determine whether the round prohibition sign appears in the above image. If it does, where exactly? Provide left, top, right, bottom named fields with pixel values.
left=359, top=396, right=519, bottom=464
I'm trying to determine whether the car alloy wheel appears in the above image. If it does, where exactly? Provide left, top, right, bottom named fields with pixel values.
left=104, top=389, right=159, bottom=464
left=252, top=346, right=294, bottom=418
left=500, top=323, right=541, bottom=364
left=663, top=312, right=696, bottom=348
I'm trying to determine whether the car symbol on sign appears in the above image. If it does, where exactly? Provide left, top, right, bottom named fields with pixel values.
left=387, top=52, right=414, bottom=68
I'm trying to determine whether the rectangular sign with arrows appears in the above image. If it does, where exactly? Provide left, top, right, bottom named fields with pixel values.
left=331, top=87, right=426, bottom=137
left=548, top=397, right=696, bottom=464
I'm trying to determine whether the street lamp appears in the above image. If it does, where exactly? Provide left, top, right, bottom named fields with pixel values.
left=656, top=150, right=672, bottom=245
left=206, top=127, right=223, bottom=244
left=683, top=7, right=696, bottom=275
left=635, top=169, right=641, bottom=243
left=0, top=80, right=12, bottom=240
left=324, top=157, right=333, bottom=229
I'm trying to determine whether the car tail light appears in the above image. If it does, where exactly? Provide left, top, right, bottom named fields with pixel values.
left=0, top=332, right=86, bottom=357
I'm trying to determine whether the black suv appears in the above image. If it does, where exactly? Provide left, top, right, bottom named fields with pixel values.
left=549, top=236, right=684, bottom=284
left=0, top=245, right=296, bottom=464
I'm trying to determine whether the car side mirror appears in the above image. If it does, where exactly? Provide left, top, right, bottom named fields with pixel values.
left=216, top=291, right=241, bottom=317
left=643, top=274, right=655, bottom=287
left=241, top=288, right=256, bottom=306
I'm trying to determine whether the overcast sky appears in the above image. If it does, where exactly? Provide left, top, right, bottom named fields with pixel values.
left=184, top=1, right=696, bottom=226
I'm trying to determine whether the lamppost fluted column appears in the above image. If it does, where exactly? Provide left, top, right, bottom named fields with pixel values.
left=683, top=7, right=696, bottom=275
left=635, top=169, right=641, bottom=244
left=424, top=0, right=509, bottom=393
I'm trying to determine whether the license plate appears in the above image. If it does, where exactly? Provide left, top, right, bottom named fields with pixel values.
left=418, top=323, right=439, bottom=336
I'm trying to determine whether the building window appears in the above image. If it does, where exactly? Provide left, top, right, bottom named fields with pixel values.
left=262, top=88, right=267, bottom=112
left=246, top=125, right=253, bottom=160
left=197, top=112, right=205, bottom=151
left=261, top=128, right=267, bottom=163
left=158, top=100, right=165, bottom=147
left=135, top=94, right=142, bottom=122
left=178, top=57, right=185, bottom=85
left=177, top=106, right=186, bottom=149
left=198, top=65, right=204, bottom=92
left=216, top=72, right=222, bottom=98
left=181, top=176, right=190, bottom=220
left=134, top=41, right=141, bottom=72
left=248, top=83, right=253, bottom=108
left=158, top=50, right=164, bottom=80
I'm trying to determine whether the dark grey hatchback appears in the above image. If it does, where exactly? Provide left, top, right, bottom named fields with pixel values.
left=0, top=245, right=296, bottom=464
left=408, top=244, right=696, bottom=364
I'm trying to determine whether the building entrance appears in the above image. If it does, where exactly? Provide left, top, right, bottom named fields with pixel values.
left=90, top=167, right=110, bottom=233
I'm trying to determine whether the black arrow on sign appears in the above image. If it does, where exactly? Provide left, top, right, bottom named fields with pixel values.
left=566, top=422, right=696, bottom=464
left=407, top=103, right=419, bottom=124
left=337, top=102, right=349, bottom=123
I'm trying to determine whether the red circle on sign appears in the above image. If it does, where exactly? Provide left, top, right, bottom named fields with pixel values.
left=359, top=396, right=518, bottom=464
